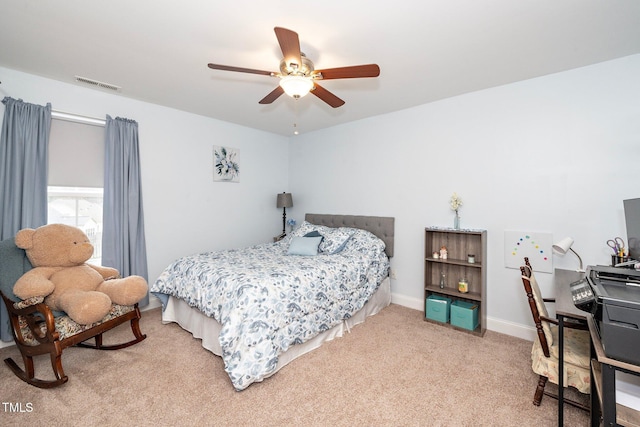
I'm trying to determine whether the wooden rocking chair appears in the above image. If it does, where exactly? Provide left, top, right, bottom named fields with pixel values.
left=0, top=237, right=146, bottom=388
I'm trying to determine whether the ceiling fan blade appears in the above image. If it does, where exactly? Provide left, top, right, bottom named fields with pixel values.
left=311, top=83, right=345, bottom=108
left=315, top=64, right=380, bottom=80
left=258, top=86, right=285, bottom=104
left=274, top=27, right=302, bottom=70
left=208, top=63, right=273, bottom=76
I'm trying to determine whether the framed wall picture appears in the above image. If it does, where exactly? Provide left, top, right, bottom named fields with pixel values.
left=213, top=145, right=240, bottom=183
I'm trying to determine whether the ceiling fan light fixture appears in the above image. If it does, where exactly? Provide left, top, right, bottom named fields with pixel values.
left=279, top=75, right=313, bottom=98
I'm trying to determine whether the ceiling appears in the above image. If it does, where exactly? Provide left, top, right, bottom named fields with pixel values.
left=1, top=1, right=639, bottom=136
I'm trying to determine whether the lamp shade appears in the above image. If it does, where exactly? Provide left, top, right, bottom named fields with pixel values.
left=279, top=76, right=313, bottom=98
left=276, top=192, right=293, bottom=208
left=553, top=236, right=584, bottom=271
left=553, top=237, right=574, bottom=254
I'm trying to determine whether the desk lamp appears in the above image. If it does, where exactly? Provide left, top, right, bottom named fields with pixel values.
left=276, top=192, right=293, bottom=235
left=553, top=237, right=584, bottom=272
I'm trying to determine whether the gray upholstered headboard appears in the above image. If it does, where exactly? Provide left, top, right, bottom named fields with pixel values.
left=305, top=214, right=395, bottom=257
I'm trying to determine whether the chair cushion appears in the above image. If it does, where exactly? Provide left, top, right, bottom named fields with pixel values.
left=530, top=324, right=591, bottom=393
left=13, top=296, right=44, bottom=309
left=0, top=237, right=66, bottom=318
left=0, top=237, right=33, bottom=302
left=17, top=304, right=135, bottom=346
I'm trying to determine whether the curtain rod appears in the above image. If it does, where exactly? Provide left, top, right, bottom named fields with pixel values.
left=51, top=109, right=106, bottom=127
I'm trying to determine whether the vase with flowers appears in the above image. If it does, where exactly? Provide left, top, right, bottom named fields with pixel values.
left=450, top=192, right=462, bottom=230
left=286, top=218, right=297, bottom=233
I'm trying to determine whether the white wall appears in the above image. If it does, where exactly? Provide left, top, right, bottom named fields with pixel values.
left=0, top=66, right=290, bottom=289
left=289, top=54, right=640, bottom=339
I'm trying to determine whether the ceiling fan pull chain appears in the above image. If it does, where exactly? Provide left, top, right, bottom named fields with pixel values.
left=293, top=98, right=300, bottom=135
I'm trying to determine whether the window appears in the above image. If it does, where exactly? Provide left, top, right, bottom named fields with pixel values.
left=48, top=186, right=103, bottom=265
left=47, top=115, right=105, bottom=265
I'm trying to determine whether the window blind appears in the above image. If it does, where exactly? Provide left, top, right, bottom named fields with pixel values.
left=48, top=118, right=104, bottom=187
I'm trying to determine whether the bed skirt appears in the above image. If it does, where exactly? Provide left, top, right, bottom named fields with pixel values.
left=161, top=276, right=391, bottom=381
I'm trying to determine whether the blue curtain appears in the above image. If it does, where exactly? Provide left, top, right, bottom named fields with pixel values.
left=0, top=97, right=51, bottom=341
left=102, top=115, right=149, bottom=306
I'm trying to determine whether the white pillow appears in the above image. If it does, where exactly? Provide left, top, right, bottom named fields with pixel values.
left=319, top=228, right=355, bottom=254
left=290, top=221, right=317, bottom=238
left=290, top=222, right=355, bottom=254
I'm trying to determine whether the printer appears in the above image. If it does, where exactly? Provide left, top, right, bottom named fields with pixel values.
left=585, top=265, right=640, bottom=365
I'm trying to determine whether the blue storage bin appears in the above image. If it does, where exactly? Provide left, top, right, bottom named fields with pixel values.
left=450, top=300, right=479, bottom=331
left=426, top=295, right=451, bottom=323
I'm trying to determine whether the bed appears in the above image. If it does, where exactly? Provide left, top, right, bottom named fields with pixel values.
left=151, top=214, right=394, bottom=390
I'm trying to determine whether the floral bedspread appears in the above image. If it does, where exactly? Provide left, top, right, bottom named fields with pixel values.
left=151, top=226, right=389, bottom=390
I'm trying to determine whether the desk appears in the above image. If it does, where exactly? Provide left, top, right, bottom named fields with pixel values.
left=555, top=268, right=588, bottom=426
left=588, top=315, right=640, bottom=426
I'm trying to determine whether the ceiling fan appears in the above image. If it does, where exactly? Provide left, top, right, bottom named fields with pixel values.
left=207, top=27, right=380, bottom=108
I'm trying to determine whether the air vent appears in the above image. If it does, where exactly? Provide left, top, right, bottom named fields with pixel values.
left=74, top=76, right=121, bottom=92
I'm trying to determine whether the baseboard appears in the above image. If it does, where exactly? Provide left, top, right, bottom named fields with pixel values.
left=144, top=295, right=162, bottom=311
left=390, top=292, right=424, bottom=311
left=486, top=317, right=535, bottom=341
left=390, top=292, right=535, bottom=341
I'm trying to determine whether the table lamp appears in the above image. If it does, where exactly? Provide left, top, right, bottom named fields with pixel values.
left=276, top=192, right=293, bottom=235
left=553, top=237, right=584, bottom=272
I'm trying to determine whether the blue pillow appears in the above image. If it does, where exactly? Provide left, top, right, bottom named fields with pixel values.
left=287, top=236, right=323, bottom=256
left=304, top=230, right=323, bottom=238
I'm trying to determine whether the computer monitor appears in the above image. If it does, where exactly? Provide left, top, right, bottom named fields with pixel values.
left=623, top=198, right=640, bottom=261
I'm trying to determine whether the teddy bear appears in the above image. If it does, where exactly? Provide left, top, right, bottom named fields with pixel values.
left=12, top=223, right=148, bottom=325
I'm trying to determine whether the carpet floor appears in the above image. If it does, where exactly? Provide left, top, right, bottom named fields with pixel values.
left=0, top=304, right=589, bottom=426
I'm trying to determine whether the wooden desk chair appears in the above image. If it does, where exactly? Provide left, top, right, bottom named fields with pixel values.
left=519, top=257, right=590, bottom=409
left=0, top=237, right=146, bottom=388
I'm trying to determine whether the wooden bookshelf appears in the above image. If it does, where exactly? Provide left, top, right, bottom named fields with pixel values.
left=424, top=227, right=487, bottom=336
